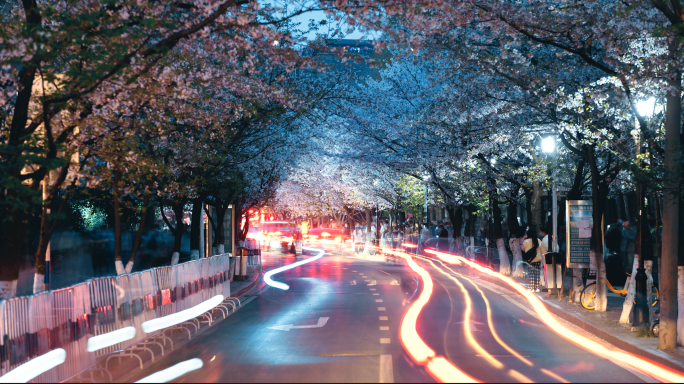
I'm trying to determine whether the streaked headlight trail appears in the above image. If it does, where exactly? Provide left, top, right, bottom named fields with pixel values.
left=424, top=248, right=684, bottom=383
left=264, top=246, right=325, bottom=290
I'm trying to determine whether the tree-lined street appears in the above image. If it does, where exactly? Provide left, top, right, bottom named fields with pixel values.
left=3, top=0, right=684, bottom=382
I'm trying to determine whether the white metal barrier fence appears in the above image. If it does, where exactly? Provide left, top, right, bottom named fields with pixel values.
left=0, top=253, right=239, bottom=382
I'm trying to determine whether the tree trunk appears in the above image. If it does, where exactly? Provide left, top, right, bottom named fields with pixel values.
left=620, top=257, right=639, bottom=323
left=126, top=195, right=150, bottom=274
left=508, top=187, right=525, bottom=277
left=464, top=206, right=476, bottom=258
left=662, top=64, right=680, bottom=349
left=531, top=181, right=542, bottom=228
left=453, top=206, right=464, bottom=254
left=113, top=169, right=125, bottom=275
left=34, top=177, right=52, bottom=293
left=586, top=145, right=612, bottom=312
left=493, top=199, right=510, bottom=275
left=189, top=198, right=203, bottom=260
left=215, top=204, right=228, bottom=253
left=172, top=202, right=184, bottom=254
left=364, top=208, right=372, bottom=254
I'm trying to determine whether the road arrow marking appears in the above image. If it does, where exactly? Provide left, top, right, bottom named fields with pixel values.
left=268, top=317, right=329, bottom=332
left=350, top=280, right=356, bottom=285
left=454, top=320, right=485, bottom=332
left=367, top=280, right=377, bottom=286
left=390, top=280, right=399, bottom=285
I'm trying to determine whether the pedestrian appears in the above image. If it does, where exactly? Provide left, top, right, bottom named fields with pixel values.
left=437, top=224, right=449, bottom=251
left=539, top=227, right=549, bottom=288
left=420, top=223, right=430, bottom=252
left=522, top=226, right=542, bottom=292
left=379, top=220, right=388, bottom=249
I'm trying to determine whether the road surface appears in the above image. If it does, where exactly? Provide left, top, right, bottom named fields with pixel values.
left=126, top=248, right=655, bottom=383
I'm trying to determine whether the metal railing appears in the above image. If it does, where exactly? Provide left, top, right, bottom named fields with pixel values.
left=0, top=253, right=240, bottom=382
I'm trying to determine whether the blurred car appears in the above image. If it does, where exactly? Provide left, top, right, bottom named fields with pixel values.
left=253, top=221, right=298, bottom=253
left=303, top=227, right=351, bottom=253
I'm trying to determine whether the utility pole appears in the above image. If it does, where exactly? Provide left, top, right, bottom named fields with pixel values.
left=424, top=184, right=428, bottom=229
left=633, top=118, right=649, bottom=327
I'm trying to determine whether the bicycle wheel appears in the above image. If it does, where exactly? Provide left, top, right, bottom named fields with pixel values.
left=580, top=283, right=597, bottom=310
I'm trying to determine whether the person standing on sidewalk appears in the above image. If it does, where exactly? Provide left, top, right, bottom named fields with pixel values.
left=522, top=226, right=542, bottom=292
left=438, top=224, right=449, bottom=251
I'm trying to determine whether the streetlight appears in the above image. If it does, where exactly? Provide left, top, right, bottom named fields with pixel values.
left=542, top=135, right=561, bottom=295
left=633, top=98, right=657, bottom=327
left=542, top=136, right=556, bottom=154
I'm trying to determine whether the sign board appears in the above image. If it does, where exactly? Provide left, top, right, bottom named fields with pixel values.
left=566, top=200, right=592, bottom=268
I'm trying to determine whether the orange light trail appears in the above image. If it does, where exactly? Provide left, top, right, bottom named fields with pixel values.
left=376, top=247, right=479, bottom=383
left=420, top=256, right=539, bottom=372
left=428, top=258, right=534, bottom=367
left=419, top=257, right=503, bottom=369
left=424, top=249, right=684, bottom=383
left=402, top=243, right=417, bottom=248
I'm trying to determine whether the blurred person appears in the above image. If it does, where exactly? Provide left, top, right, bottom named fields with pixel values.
left=522, top=226, right=542, bottom=292
left=438, top=224, right=449, bottom=251
left=420, top=223, right=430, bottom=252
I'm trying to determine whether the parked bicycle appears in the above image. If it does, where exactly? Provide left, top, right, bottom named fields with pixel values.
left=580, top=272, right=659, bottom=310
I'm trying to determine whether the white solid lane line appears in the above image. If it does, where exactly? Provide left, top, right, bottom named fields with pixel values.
left=0, top=349, right=66, bottom=383
left=135, top=358, right=203, bottom=383
left=379, top=354, right=395, bottom=383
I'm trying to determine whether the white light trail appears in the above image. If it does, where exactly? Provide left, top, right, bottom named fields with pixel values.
left=142, top=295, right=224, bottom=333
left=264, top=247, right=325, bottom=290
left=87, top=326, right=136, bottom=352
left=135, top=358, right=203, bottom=383
left=0, top=348, right=66, bottom=383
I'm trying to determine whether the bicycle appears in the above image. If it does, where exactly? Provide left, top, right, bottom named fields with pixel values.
left=580, top=272, right=659, bottom=310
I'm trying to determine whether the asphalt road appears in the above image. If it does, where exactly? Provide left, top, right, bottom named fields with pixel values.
left=126, top=247, right=654, bottom=383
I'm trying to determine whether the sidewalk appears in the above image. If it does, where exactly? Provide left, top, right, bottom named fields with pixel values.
left=459, top=265, right=684, bottom=373
left=71, top=266, right=264, bottom=383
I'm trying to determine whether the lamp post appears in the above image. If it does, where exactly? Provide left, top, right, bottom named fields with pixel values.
left=633, top=99, right=656, bottom=327
left=542, top=136, right=558, bottom=294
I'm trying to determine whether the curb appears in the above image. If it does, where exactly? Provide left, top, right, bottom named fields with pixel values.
left=459, top=267, right=684, bottom=373
left=231, top=268, right=262, bottom=298
left=113, top=270, right=264, bottom=383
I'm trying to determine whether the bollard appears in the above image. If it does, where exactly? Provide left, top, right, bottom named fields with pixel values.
left=234, top=248, right=249, bottom=281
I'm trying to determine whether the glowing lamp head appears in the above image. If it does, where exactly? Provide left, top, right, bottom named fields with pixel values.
left=541, top=136, right=555, bottom=153
left=636, top=98, right=657, bottom=117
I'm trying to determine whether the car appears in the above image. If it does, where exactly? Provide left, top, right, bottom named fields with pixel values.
left=254, top=221, right=299, bottom=253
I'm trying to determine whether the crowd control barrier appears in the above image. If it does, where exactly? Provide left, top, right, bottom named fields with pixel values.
left=0, top=253, right=240, bottom=383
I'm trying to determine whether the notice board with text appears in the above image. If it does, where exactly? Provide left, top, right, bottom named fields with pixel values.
left=566, top=200, right=592, bottom=268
